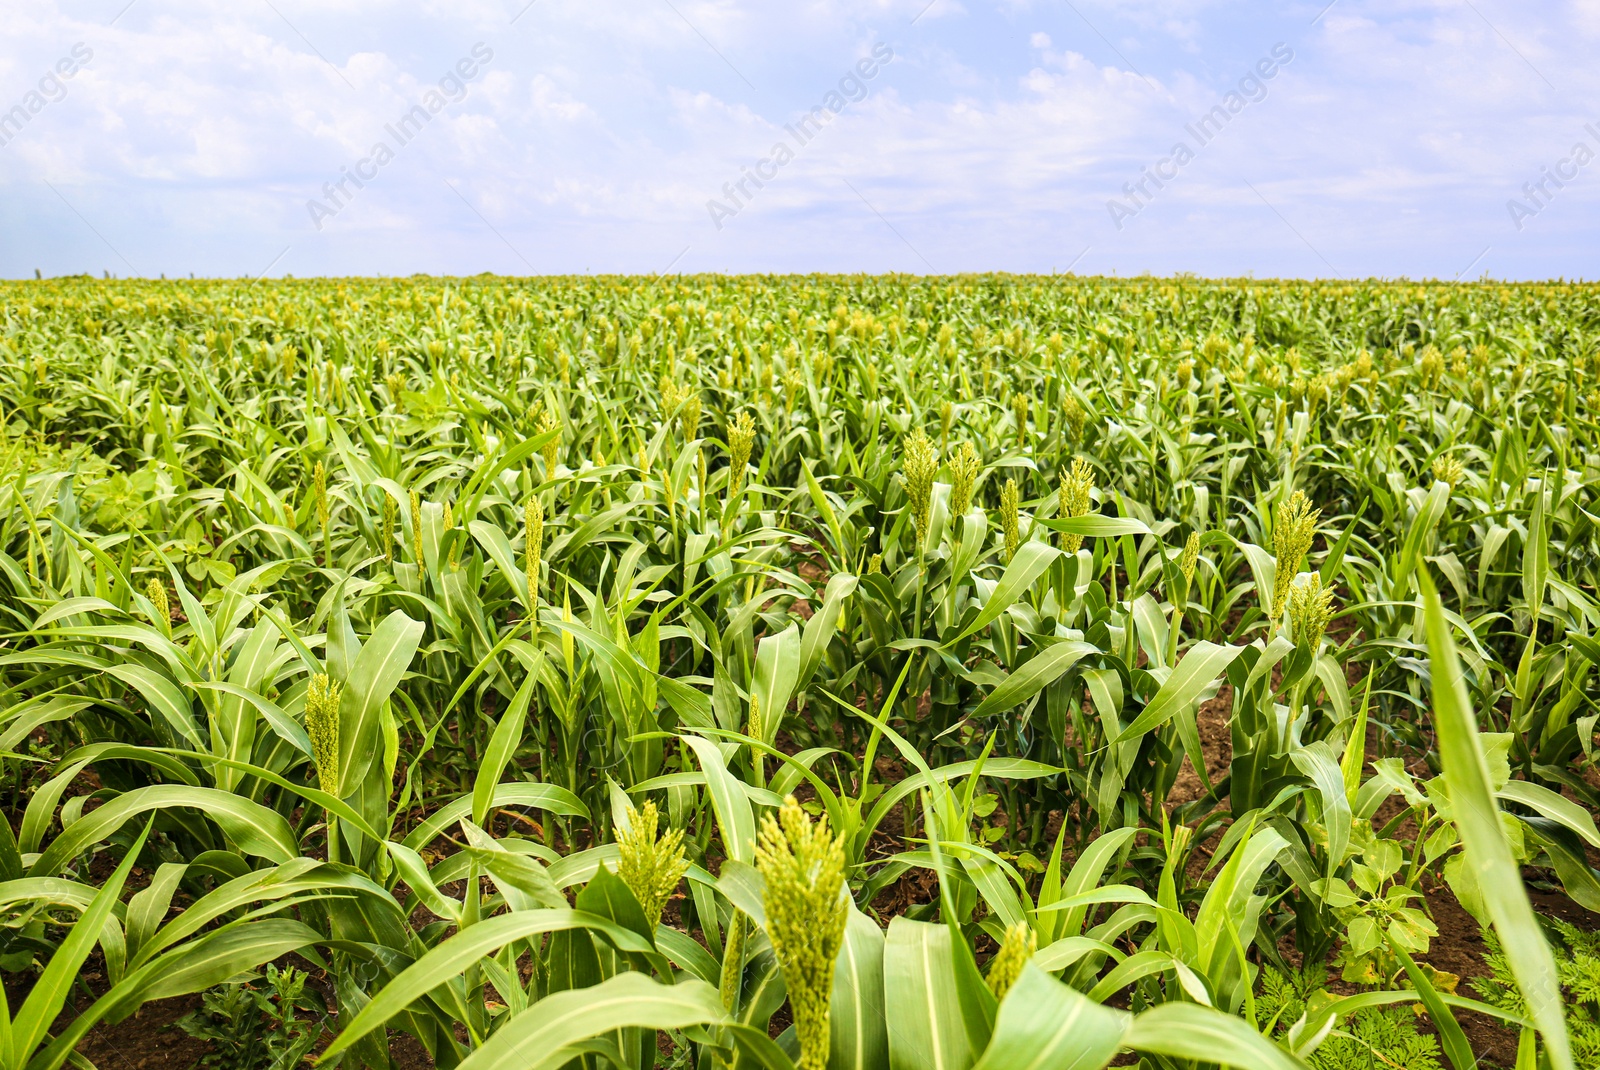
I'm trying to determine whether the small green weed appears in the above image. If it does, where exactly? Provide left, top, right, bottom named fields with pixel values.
left=175, top=965, right=324, bottom=1070
left=1258, top=967, right=1444, bottom=1070
left=1476, top=918, right=1600, bottom=1066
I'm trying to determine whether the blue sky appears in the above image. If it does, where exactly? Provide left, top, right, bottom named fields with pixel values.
left=1, top=0, right=1596, bottom=279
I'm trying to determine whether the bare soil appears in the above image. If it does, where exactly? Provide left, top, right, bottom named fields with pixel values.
left=2, top=961, right=434, bottom=1070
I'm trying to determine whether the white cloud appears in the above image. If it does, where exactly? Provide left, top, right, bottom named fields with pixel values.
left=527, top=74, right=591, bottom=122
left=1, top=0, right=1598, bottom=277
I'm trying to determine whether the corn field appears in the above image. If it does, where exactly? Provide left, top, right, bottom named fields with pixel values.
left=0, top=274, right=1595, bottom=1069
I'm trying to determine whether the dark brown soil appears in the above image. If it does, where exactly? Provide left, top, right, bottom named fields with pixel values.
left=3, top=959, right=437, bottom=1070
left=1167, top=684, right=1234, bottom=809
left=1, top=957, right=206, bottom=1070
left=1423, top=883, right=1511, bottom=1064
left=74, top=994, right=209, bottom=1070
left=1434, top=880, right=1598, bottom=1066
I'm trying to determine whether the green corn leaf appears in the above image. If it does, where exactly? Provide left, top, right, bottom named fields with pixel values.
left=1032, top=936, right=1123, bottom=973
left=387, top=840, right=462, bottom=924
left=1388, top=935, right=1476, bottom=1070
left=801, top=459, right=848, bottom=566
left=1049, top=826, right=1137, bottom=939
left=752, top=622, right=802, bottom=746
left=320, top=909, right=657, bottom=1062
left=970, top=641, right=1098, bottom=720
left=1518, top=820, right=1600, bottom=912
left=1523, top=477, right=1548, bottom=623
left=829, top=905, right=888, bottom=1070
left=1123, top=1000, right=1304, bottom=1070
left=683, top=733, right=758, bottom=863
left=1289, top=740, right=1350, bottom=878
left=452, top=972, right=726, bottom=1070
left=469, top=517, right=529, bottom=605
left=865, top=757, right=1058, bottom=842
left=187, top=679, right=311, bottom=756
left=124, top=859, right=371, bottom=967
left=971, top=963, right=1127, bottom=1070
left=1086, top=949, right=1184, bottom=1003
left=1392, top=480, right=1451, bottom=594
left=1499, top=780, right=1600, bottom=848
left=1034, top=515, right=1152, bottom=537
left=102, top=663, right=205, bottom=749
left=1193, top=824, right=1285, bottom=995
left=798, top=573, right=857, bottom=693
left=1035, top=885, right=1158, bottom=915
left=1112, top=641, right=1241, bottom=744
left=923, top=793, right=997, bottom=1056
left=462, top=841, right=567, bottom=912
left=19, top=758, right=92, bottom=855
left=30, top=785, right=297, bottom=877
left=96, top=918, right=322, bottom=1023
left=716, top=859, right=768, bottom=928
left=1235, top=540, right=1277, bottom=619
left=11, top=820, right=151, bottom=1068
left=1421, top=568, right=1572, bottom=1070
left=403, top=782, right=589, bottom=851
left=473, top=671, right=536, bottom=826
left=884, top=916, right=975, bottom=1070
left=29, top=595, right=120, bottom=630
left=175, top=750, right=385, bottom=841
left=338, top=609, right=424, bottom=796
left=656, top=926, right=721, bottom=984
left=1317, top=498, right=1365, bottom=588
left=1341, top=668, right=1374, bottom=801
left=123, top=862, right=185, bottom=964
left=946, top=541, right=1060, bottom=646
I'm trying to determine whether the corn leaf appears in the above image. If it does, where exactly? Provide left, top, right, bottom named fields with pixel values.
left=1421, top=569, right=1571, bottom=1070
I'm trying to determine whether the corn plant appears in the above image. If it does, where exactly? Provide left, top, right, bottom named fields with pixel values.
left=0, top=274, right=1595, bottom=1067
